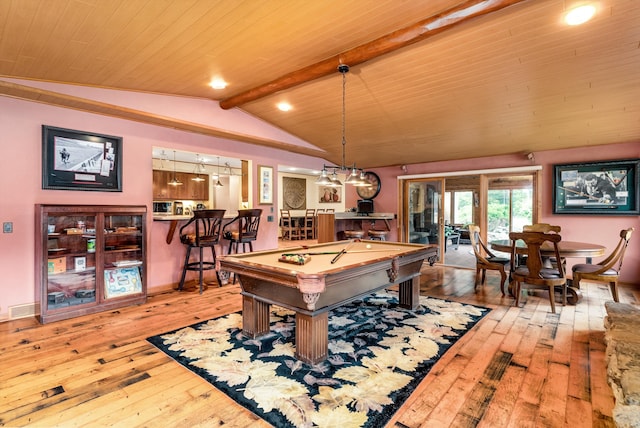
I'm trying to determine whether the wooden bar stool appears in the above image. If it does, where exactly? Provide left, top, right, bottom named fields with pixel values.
left=178, top=209, right=226, bottom=294
left=223, top=209, right=262, bottom=254
left=367, top=230, right=389, bottom=240
left=344, top=230, right=365, bottom=239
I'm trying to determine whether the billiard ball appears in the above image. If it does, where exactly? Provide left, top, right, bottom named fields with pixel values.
left=366, top=244, right=372, bottom=249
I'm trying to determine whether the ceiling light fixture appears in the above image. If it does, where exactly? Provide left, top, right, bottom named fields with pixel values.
left=316, top=64, right=369, bottom=187
left=214, top=156, right=223, bottom=187
left=209, top=78, right=227, bottom=89
left=565, top=4, right=596, bottom=25
left=168, top=150, right=183, bottom=186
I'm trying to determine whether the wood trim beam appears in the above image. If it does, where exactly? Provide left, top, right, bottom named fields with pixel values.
left=219, top=0, right=527, bottom=109
left=0, top=79, right=328, bottom=159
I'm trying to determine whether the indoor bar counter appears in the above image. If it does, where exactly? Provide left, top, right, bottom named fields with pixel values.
left=316, top=212, right=396, bottom=243
left=153, top=213, right=237, bottom=244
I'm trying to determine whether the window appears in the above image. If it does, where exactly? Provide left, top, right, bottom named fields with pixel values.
left=445, top=191, right=473, bottom=225
left=487, top=176, right=533, bottom=241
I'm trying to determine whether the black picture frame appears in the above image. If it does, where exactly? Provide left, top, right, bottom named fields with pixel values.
left=553, top=158, right=639, bottom=215
left=42, top=125, right=123, bottom=192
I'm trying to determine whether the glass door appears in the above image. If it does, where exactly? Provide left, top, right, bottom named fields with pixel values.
left=487, top=175, right=534, bottom=242
left=403, top=178, right=444, bottom=261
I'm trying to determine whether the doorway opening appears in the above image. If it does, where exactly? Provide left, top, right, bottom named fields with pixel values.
left=400, top=168, right=539, bottom=268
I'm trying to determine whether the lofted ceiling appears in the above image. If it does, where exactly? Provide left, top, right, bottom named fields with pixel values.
left=0, top=0, right=638, bottom=169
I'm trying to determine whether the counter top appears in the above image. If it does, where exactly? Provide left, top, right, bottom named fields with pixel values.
left=332, top=212, right=395, bottom=220
left=153, top=213, right=238, bottom=221
left=153, top=212, right=238, bottom=244
left=153, top=214, right=192, bottom=221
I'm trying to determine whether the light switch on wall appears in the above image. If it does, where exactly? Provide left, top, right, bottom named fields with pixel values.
left=3, top=222, right=13, bottom=233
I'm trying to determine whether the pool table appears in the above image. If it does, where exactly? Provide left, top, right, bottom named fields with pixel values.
left=219, top=239, right=438, bottom=363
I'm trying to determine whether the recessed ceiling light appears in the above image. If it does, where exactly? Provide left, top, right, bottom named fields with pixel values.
left=277, top=102, right=292, bottom=112
left=565, top=5, right=596, bottom=25
left=209, top=78, right=227, bottom=89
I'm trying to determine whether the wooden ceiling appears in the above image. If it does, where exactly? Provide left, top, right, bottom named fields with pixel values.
left=1, top=0, right=638, bottom=168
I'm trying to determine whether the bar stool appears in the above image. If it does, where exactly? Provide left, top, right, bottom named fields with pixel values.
left=344, top=230, right=365, bottom=239
left=368, top=230, right=389, bottom=241
left=223, top=209, right=262, bottom=254
left=178, top=209, right=226, bottom=294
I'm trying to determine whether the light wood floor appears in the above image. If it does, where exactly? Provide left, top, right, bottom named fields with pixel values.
left=1, top=254, right=637, bottom=427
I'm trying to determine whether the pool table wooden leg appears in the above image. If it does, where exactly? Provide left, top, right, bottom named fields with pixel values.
left=295, top=312, right=328, bottom=364
left=398, top=276, right=420, bottom=310
left=241, top=295, right=271, bottom=338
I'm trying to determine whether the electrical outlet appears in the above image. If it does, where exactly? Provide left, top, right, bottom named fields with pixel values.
left=3, top=222, right=13, bottom=233
left=267, top=215, right=274, bottom=222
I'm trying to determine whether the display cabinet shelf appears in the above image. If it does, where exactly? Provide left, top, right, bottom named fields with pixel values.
left=36, top=204, right=147, bottom=324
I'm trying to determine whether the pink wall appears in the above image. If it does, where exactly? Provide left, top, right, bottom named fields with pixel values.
left=348, top=145, right=639, bottom=285
left=0, top=82, right=637, bottom=320
left=0, top=92, right=323, bottom=319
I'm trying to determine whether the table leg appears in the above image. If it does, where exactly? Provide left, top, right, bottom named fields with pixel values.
left=295, top=312, right=328, bottom=364
left=242, top=295, right=271, bottom=338
left=398, top=275, right=420, bottom=310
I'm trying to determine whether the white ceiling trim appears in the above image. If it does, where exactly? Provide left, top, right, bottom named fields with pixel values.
left=397, top=165, right=543, bottom=180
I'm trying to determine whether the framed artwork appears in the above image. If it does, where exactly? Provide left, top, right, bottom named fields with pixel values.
left=282, top=177, right=306, bottom=210
left=319, top=186, right=341, bottom=203
left=553, top=159, right=639, bottom=215
left=258, top=165, right=273, bottom=205
left=42, top=125, right=123, bottom=192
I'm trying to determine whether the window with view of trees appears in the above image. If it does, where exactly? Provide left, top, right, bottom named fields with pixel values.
left=445, top=191, right=473, bottom=225
left=487, top=187, right=533, bottom=241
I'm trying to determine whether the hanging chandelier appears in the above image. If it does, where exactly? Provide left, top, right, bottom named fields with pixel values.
left=316, top=64, right=370, bottom=187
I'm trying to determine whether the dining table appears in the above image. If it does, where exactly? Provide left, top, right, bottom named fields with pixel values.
left=489, top=238, right=606, bottom=304
left=489, top=239, right=605, bottom=264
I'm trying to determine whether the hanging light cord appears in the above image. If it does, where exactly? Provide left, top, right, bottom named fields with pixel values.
left=340, top=64, right=349, bottom=170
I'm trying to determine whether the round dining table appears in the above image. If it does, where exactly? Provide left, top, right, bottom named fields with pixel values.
left=489, top=239, right=606, bottom=305
left=489, top=239, right=605, bottom=263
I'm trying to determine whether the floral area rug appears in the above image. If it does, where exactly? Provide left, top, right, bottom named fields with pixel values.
left=147, top=292, right=490, bottom=428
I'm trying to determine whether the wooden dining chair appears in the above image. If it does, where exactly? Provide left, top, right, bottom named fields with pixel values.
left=509, top=231, right=566, bottom=313
left=468, top=225, right=509, bottom=295
left=522, top=223, right=564, bottom=269
left=522, top=223, right=561, bottom=233
left=280, top=209, right=300, bottom=240
left=301, top=209, right=316, bottom=239
left=572, top=227, right=633, bottom=302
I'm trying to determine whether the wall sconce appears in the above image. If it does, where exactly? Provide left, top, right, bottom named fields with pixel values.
left=526, top=152, right=535, bottom=162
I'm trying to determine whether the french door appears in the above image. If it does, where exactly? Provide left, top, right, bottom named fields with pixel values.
left=400, top=170, right=539, bottom=266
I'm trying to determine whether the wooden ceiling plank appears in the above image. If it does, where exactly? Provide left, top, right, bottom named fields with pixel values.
left=219, top=0, right=528, bottom=109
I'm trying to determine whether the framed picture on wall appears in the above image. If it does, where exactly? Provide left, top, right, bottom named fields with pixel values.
left=42, top=125, right=123, bottom=191
left=258, top=165, right=273, bottom=205
left=553, top=158, right=639, bottom=215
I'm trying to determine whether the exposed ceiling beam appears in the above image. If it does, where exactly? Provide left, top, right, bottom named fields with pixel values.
left=219, top=0, right=527, bottom=109
left=0, top=79, right=328, bottom=159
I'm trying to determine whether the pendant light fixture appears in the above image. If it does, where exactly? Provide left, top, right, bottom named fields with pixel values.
left=168, top=150, right=183, bottom=186
left=214, top=156, right=223, bottom=187
left=191, top=154, right=206, bottom=182
left=316, top=64, right=369, bottom=187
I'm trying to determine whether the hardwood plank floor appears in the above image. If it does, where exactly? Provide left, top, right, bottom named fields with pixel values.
left=1, top=253, right=636, bottom=427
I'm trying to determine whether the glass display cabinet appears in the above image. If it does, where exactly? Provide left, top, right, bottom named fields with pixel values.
left=35, top=205, right=147, bottom=323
